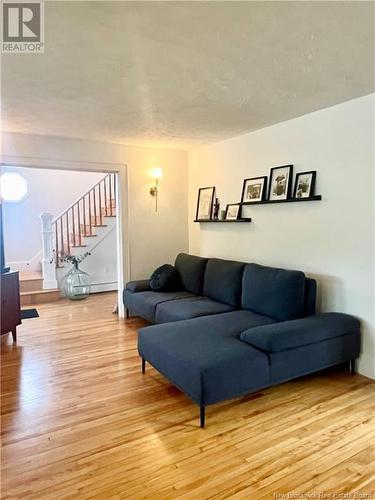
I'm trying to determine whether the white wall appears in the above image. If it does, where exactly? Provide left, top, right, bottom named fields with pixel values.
left=188, top=94, right=375, bottom=379
left=2, top=166, right=104, bottom=264
left=1, top=133, right=189, bottom=283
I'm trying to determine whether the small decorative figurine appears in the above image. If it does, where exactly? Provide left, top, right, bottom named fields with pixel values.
left=213, top=198, right=220, bottom=219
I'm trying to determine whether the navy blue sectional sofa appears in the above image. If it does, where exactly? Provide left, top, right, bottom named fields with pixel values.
left=123, top=253, right=361, bottom=427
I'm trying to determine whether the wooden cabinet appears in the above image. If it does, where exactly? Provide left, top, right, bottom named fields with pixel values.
left=1, top=272, right=21, bottom=342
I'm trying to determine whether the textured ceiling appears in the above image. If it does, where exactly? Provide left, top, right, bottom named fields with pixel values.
left=2, top=1, right=374, bottom=150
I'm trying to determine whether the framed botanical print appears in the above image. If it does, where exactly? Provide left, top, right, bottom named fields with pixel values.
left=196, top=186, right=215, bottom=220
left=225, top=203, right=241, bottom=220
left=293, top=171, right=316, bottom=199
left=268, top=165, right=293, bottom=201
left=241, top=176, right=267, bottom=203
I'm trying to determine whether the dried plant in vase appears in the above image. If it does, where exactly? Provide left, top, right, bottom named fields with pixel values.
left=61, top=251, right=91, bottom=269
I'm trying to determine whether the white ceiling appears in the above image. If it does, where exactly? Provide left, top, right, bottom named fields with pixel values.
left=2, top=1, right=374, bottom=150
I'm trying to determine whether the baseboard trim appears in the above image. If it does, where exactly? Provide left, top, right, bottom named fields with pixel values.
left=90, top=283, right=118, bottom=294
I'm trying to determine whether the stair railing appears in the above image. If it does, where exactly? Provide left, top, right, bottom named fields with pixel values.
left=51, top=173, right=116, bottom=267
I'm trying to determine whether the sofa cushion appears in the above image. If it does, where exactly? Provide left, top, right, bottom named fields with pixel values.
left=155, top=296, right=233, bottom=323
left=240, top=313, right=360, bottom=353
left=123, top=289, right=194, bottom=322
left=150, top=264, right=181, bottom=291
left=175, top=253, right=208, bottom=295
left=304, top=278, right=317, bottom=317
left=242, top=263, right=305, bottom=321
left=138, top=310, right=275, bottom=406
left=203, top=258, right=245, bottom=306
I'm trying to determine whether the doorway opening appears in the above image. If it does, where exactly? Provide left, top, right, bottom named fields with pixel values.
left=1, top=163, right=126, bottom=316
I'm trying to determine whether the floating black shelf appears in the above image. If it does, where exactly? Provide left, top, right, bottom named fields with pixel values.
left=241, top=195, right=322, bottom=206
left=194, top=218, right=252, bottom=223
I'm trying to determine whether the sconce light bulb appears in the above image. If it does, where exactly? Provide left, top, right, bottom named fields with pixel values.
left=151, top=167, right=162, bottom=180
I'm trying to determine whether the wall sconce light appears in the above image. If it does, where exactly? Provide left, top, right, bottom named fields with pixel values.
left=150, top=167, right=162, bottom=212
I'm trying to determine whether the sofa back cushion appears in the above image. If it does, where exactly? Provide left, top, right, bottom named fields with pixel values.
left=175, top=253, right=208, bottom=295
left=242, top=263, right=305, bottom=321
left=203, top=258, right=245, bottom=306
left=304, top=278, right=317, bottom=317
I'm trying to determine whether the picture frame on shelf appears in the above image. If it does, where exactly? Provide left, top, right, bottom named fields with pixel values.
left=241, top=176, right=268, bottom=203
left=196, top=186, right=215, bottom=220
left=225, top=203, right=241, bottom=220
left=293, top=171, right=316, bottom=199
left=268, top=165, right=293, bottom=201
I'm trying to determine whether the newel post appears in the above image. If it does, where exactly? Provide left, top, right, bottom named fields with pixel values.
left=40, top=212, right=58, bottom=290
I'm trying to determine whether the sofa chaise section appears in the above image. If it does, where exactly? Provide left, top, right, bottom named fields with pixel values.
left=138, top=310, right=277, bottom=410
left=139, top=310, right=360, bottom=427
left=137, top=259, right=361, bottom=427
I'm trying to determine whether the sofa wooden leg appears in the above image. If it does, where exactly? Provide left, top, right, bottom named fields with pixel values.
left=126, top=308, right=130, bottom=319
left=142, top=358, right=146, bottom=374
left=11, top=329, right=17, bottom=343
left=200, top=406, right=205, bottom=428
left=350, top=358, right=356, bottom=375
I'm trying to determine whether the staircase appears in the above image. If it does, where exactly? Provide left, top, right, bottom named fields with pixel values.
left=21, top=173, right=117, bottom=305
left=19, top=271, right=60, bottom=306
left=53, top=173, right=116, bottom=265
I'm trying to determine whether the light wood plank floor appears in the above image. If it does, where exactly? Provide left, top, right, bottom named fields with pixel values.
left=1, top=293, right=374, bottom=499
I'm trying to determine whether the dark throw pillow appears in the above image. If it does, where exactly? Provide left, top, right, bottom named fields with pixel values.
left=150, top=264, right=181, bottom=291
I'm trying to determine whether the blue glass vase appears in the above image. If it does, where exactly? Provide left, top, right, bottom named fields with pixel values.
left=63, top=262, right=91, bottom=300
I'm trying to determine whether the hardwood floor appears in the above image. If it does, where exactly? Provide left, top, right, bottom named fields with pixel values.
left=1, top=293, right=374, bottom=499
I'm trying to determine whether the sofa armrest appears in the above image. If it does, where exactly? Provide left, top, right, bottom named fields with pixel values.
left=240, top=313, right=360, bottom=353
left=126, top=280, right=151, bottom=293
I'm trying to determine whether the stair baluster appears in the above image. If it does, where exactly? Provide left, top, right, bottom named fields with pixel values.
left=98, top=183, right=103, bottom=226
left=104, top=176, right=108, bottom=216
left=113, top=173, right=116, bottom=214
left=109, top=174, right=112, bottom=215
left=72, top=206, right=76, bottom=247
left=88, top=189, right=92, bottom=235
left=93, top=187, right=97, bottom=227
left=60, top=218, right=64, bottom=261
left=77, top=200, right=82, bottom=247
left=66, top=212, right=70, bottom=254
left=83, top=196, right=87, bottom=236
